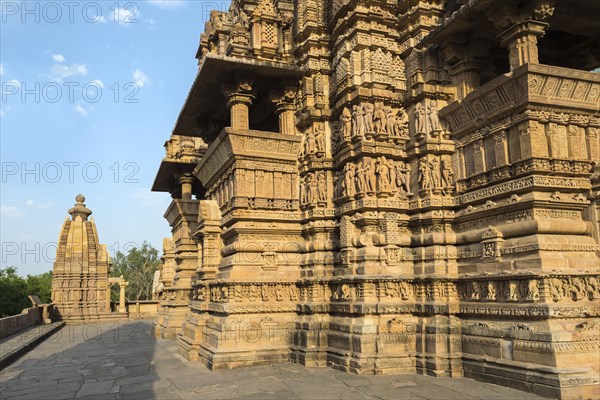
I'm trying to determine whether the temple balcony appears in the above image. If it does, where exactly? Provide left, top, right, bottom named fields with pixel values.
left=440, top=63, right=599, bottom=193
left=194, top=126, right=301, bottom=216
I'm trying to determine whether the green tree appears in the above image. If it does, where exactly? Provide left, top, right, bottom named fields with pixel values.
left=0, top=267, right=53, bottom=317
left=0, top=267, right=28, bottom=317
left=26, top=271, right=53, bottom=303
left=111, top=241, right=159, bottom=301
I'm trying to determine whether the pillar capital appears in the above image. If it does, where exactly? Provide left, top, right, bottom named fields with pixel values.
left=498, top=19, right=549, bottom=70
left=270, top=85, right=297, bottom=135
left=179, top=173, right=195, bottom=200
left=222, top=79, right=255, bottom=108
left=221, top=79, right=255, bottom=130
left=487, top=0, right=555, bottom=70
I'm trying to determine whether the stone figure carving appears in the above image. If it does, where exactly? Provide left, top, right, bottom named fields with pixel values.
left=344, top=162, right=356, bottom=197
left=441, top=158, right=454, bottom=194
left=486, top=281, right=497, bottom=301
left=314, top=124, right=325, bottom=153
left=395, top=161, right=411, bottom=194
left=306, top=173, right=317, bottom=204
left=365, top=159, right=376, bottom=193
left=389, top=162, right=398, bottom=190
left=419, top=158, right=432, bottom=190
left=527, top=280, right=540, bottom=301
left=363, top=103, right=374, bottom=133
left=334, top=171, right=343, bottom=198
left=337, top=102, right=413, bottom=141
left=340, top=107, right=352, bottom=142
left=376, top=156, right=391, bottom=192
left=356, top=161, right=366, bottom=194
left=317, top=171, right=327, bottom=202
left=393, top=107, right=409, bottom=138
left=414, top=102, right=426, bottom=133
left=507, top=281, right=519, bottom=301
left=428, top=100, right=442, bottom=132
left=373, top=102, right=387, bottom=134
left=305, top=129, right=316, bottom=155
left=386, top=107, right=396, bottom=135
left=470, top=281, right=483, bottom=300
left=352, top=105, right=363, bottom=138
left=430, top=157, right=441, bottom=188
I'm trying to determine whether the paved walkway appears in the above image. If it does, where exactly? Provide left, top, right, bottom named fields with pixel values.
left=1, top=322, right=64, bottom=369
left=0, top=321, right=547, bottom=399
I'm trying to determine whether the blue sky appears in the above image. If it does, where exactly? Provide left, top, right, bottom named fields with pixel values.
left=1, top=0, right=230, bottom=276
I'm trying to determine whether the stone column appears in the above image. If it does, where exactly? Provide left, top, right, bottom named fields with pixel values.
left=223, top=80, right=254, bottom=130
left=499, top=20, right=549, bottom=70
left=488, top=1, right=555, bottom=71
left=271, top=86, right=297, bottom=135
left=180, top=174, right=194, bottom=200
left=118, top=281, right=128, bottom=313
left=106, top=287, right=112, bottom=310
left=441, top=38, right=490, bottom=98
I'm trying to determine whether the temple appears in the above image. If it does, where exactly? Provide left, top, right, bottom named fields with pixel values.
left=51, top=195, right=128, bottom=322
left=152, top=1, right=600, bottom=398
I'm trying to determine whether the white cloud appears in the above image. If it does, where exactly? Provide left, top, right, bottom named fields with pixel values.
left=51, top=63, right=88, bottom=78
left=147, top=0, right=186, bottom=9
left=1, top=205, right=24, bottom=219
left=144, top=18, right=157, bottom=30
left=90, top=79, right=105, bottom=89
left=0, top=64, right=4, bottom=76
left=25, top=200, right=54, bottom=208
left=133, top=69, right=149, bottom=87
left=4, top=79, right=20, bottom=88
left=52, top=54, right=65, bottom=63
left=112, top=7, right=139, bottom=25
left=0, top=106, right=11, bottom=117
left=74, top=102, right=88, bottom=117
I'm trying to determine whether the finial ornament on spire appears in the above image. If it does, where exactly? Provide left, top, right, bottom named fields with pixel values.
left=68, top=194, right=92, bottom=221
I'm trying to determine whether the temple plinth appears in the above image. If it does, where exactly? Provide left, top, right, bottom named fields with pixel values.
left=51, top=195, right=128, bottom=322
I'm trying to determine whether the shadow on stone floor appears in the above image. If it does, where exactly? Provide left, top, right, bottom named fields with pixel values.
left=0, top=320, right=549, bottom=400
left=0, top=320, right=160, bottom=399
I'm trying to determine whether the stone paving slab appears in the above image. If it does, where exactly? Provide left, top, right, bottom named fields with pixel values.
left=0, top=321, right=549, bottom=399
left=0, top=322, right=64, bottom=370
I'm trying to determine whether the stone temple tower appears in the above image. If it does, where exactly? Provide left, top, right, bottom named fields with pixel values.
left=51, top=195, right=125, bottom=322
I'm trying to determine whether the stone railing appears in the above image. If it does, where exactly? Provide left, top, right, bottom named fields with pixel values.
left=0, top=305, right=53, bottom=340
left=441, top=63, right=600, bottom=138
left=440, top=63, right=599, bottom=191
left=110, top=300, right=159, bottom=319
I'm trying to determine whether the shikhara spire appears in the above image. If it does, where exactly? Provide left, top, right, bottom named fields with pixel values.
left=51, top=195, right=128, bottom=322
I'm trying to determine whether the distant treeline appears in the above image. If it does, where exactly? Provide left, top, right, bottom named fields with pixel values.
left=0, top=267, right=52, bottom=317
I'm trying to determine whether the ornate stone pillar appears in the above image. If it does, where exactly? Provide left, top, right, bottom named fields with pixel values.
left=441, top=38, right=490, bottom=98
left=499, top=20, right=549, bottom=70
left=106, top=287, right=111, bottom=310
left=179, top=174, right=194, bottom=200
left=488, top=0, right=555, bottom=71
left=271, top=86, right=297, bottom=135
left=223, top=80, right=254, bottom=130
left=118, top=281, right=128, bottom=313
